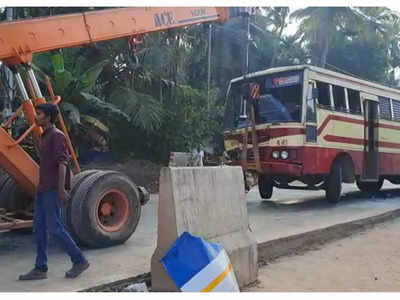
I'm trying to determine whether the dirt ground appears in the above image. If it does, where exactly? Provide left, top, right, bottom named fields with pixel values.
left=83, top=158, right=163, bottom=193
left=245, top=218, right=400, bottom=292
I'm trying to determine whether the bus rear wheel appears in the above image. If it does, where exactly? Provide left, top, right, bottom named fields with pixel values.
left=325, top=162, right=342, bottom=203
left=258, top=175, right=273, bottom=199
left=356, top=179, right=383, bottom=194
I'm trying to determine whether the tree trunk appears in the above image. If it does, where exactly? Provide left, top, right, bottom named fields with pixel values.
left=317, top=14, right=334, bottom=68
left=320, top=36, right=331, bottom=68
left=270, top=26, right=285, bottom=67
left=310, top=29, right=321, bottom=66
left=270, top=10, right=288, bottom=67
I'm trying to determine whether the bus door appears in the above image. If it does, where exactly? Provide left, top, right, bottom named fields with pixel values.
left=361, top=93, right=379, bottom=181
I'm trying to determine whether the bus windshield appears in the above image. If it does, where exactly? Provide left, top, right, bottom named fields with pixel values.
left=257, top=84, right=302, bottom=124
left=224, top=71, right=303, bottom=130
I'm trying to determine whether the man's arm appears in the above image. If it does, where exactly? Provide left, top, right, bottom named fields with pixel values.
left=58, top=164, right=69, bottom=205
left=55, top=132, right=69, bottom=205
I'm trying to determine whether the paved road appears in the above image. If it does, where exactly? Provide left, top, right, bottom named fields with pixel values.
left=1, top=182, right=400, bottom=292
left=246, top=217, right=400, bottom=292
left=247, top=182, right=400, bottom=242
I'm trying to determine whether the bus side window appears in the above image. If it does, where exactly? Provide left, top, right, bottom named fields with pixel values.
left=332, top=85, right=347, bottom=112
left=379, top=97, right=392, bottom=120
left=316, top=81, right=330, bottom=108
left=392, top=99, right=400, bottom=121
left=348, top=89, right=362, bottom=115
left=306, top=82, right=317, bottom=122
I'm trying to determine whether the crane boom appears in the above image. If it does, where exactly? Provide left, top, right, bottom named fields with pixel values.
left=0, top=7, right=229, bottom=66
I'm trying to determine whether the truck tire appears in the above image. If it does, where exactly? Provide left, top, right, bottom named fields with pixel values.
left=70, top=171, right=141, bottom=248
left=62, top=169, right=102, bottom=244
left=258, top=175, right=273, bottom=199
left=356, top=179, right=383, bottom=194
left=325, top=162, right=342, bottom=203
left=0, top=171, right=11, bottom=209
left=0, top=173, right=30, bottom=211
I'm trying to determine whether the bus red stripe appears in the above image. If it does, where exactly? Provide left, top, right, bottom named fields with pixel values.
left=317, top=115, right=364, bottom=136
left=323, top=134, right=400, bottom=149
left=379, top=141, right=400, bottom=149
left=230, top=128, right=304, bottom=143
left=318, top=114, right=400, bottom=136
left=323, top=135, right=364, bottom=145
left=379, top=123, right=400, bottom=131
left=263, top=128, right=305, bottom=138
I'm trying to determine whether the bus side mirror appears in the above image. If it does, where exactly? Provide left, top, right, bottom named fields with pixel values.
left=312, top=88, right=319, bottom=100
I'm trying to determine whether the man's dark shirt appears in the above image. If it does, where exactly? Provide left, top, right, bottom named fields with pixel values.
left=38, top=126, right=71, bottom=192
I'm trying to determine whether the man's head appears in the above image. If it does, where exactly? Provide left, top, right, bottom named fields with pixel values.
left=35, top=103, right=59, bottom=127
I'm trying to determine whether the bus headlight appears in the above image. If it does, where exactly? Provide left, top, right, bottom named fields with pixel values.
left=280, top=150, right=289, bottom=160
left=272, top=151, right=280, bottom=159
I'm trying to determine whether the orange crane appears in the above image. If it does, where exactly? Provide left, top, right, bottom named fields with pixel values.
left=0, top=7, right=239, bottom=247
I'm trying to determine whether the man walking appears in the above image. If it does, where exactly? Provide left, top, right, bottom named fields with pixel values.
left=19, top=103, right=89, bottom=280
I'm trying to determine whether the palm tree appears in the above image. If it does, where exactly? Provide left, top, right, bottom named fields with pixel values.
left=291, top=7, right=365, bottom=67
left=291, top=7, right=400, bottom=69
left=264, top=7, right=290, bottom=67
left=358, top=8, right=400, bottom=69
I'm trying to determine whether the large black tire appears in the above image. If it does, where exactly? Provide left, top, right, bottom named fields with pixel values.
left=325, top=162, right=342, bottom=203
left=63, top=169, right=102, bottom=244
left=0, top=170, right=11, bottom=209
left=0, top=172, right=30, bottom=211
left=356, top=179, right=383, bottom=194
left=70, top=170, right=141, bottom=248
left=258, top=175, right=273, bottom=199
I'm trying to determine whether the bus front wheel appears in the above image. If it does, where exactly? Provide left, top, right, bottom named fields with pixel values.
left=258, top=175, right=273, bottom=199
left=325, top=162, right=342, bottom=203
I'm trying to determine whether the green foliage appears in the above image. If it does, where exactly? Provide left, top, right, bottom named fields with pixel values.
left=109, top=86, right=164, bottom=132
left=326, top=29, right=388, bottom=83
left=291, top=6, right=400, bottom=78
left=75, top=60, right=109, bottom=95
left=291, top=7, right=361, bottom=67
left=50, top=52, right=74, bottom=95
left=32, top=51, right=123, bottom=154
left=33, top=51, right=108, bottom=103
left=79, top=92, right=130, bottom=125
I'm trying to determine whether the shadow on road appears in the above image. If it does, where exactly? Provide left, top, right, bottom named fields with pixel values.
left=0, top=227, right=65, bottom=255
left=254, top=187, right=400, bottom=213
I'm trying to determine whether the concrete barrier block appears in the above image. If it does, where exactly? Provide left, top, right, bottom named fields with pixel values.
left=151, top=166, right=258, bottom=291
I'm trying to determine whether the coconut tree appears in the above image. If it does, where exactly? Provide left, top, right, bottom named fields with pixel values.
left=357, top=7, right=400, bottom=84
left=291, top=7, right=367, bottom=67
left=263, top=7, right=290, bottom=67
left=291, top=7, right=400, bottom=70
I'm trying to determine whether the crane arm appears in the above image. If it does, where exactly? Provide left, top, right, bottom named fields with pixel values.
left=0, top=7, right=231, bottom=66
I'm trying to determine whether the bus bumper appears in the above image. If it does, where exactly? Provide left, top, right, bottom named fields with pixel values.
left=261, top=161, right=303, bottom=176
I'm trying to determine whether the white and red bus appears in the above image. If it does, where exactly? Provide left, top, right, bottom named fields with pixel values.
left=223, top=65, right=400, bottom=203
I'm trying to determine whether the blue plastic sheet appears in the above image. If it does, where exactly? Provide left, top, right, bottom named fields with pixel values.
left=161, top=232, right=222, bottom=288
left=161, top=232, right=239, bottom=292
